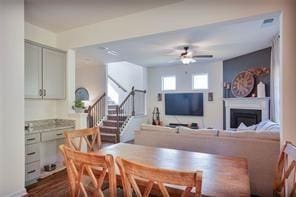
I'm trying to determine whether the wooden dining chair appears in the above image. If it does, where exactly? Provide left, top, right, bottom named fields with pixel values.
left=64, top=127, right=101, bottom=152
left=60, top=144, right=117, bottom=197
left=274, top=141, right=296, bottom=197
left=116, top=157, right=203, bottom=197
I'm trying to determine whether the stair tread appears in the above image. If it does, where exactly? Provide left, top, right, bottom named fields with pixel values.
left=103, top=120, right=124, bottom=123
left=100, top=132, right=117, bottom=136
left=108, top=114, right=128, bottom=117
left=100, top=126, right=117, bottom=129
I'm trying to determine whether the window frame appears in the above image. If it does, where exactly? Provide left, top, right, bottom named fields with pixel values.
left=192, top=73, right=209, bottom=90
left=161, top=75, right=176, bottom=91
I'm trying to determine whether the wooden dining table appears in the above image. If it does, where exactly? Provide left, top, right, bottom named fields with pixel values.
left=97, top=143, right=250, bottom=197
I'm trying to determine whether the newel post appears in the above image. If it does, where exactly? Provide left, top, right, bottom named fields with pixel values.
left=87, top=105, right=92, bottom=128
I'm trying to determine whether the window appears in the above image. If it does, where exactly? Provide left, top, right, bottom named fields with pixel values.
left=162, top=76, right=176, bottom=91
left=193, top=74, right=208, bottom=90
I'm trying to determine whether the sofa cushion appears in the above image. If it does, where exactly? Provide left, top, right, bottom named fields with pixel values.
left=179, top=127, right=219, bottom=136
left=219, top=130, right=280, bottom=141
left=256, top=120, right=280, bottom=132
left=140, top=124, right=177, bottom=133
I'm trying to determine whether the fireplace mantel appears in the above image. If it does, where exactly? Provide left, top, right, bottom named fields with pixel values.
left=224, top=97, right=270, bottom=129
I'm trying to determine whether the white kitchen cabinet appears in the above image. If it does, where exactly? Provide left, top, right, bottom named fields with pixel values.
left=24, top=40, right=66, bottom=100
left=25, top=161, right=41, bottom=183
left=25, top=42, right=42, bottom=99
left=42, top=48, right=66, bottom=99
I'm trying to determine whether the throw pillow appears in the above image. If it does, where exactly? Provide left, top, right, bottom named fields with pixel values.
left=237, top=122, right=257, bottom=131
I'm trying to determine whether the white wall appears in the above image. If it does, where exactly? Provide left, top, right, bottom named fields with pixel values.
left=120, top=115, right=148, bottom=142
left=107, top=61, right=147, bottom=103
left=0, top=0, right=26, bottom=196
left=147, top=62, right=223, bottom=129
left=76, top=63, right=106, bottom=105
left=108, top=61, right=146, bottom=90
left=25, top=23, right=57, bottom=47
left=25, top=100, right=57, bottom=121
left=55, top=0, right=296, bottom=144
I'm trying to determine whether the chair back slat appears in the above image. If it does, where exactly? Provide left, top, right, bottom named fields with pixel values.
left=116, top=157, right=202, bottom=197
left=64, top=127, right=101, bottom=152
left=285, top=143, right=296, bottom=161
left=60, top=144, right=116, bottom=197
left=274, top=141, right=296, bottom=197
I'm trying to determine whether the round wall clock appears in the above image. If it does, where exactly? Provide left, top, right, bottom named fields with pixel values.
left=231, top=71, right=255, bottom=97
left=75, top=87, right=89, bottom=101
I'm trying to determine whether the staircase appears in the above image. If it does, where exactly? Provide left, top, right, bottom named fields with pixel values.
left=99, top=104, right=128, bottom=143
left=87, top=87, right=146, bottom=144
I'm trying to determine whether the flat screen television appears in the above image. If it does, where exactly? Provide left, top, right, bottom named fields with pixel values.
left=165, top=93, right=204, bottom=116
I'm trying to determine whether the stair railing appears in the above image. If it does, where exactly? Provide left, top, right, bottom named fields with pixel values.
left=87, top=93, right=106, bottom=128
left=115, top=87, right=146, bottom=141
left=107, top=75, right=127, bottom=92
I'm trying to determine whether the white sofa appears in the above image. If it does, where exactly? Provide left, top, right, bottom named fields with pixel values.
left=135, top=124, right=280, bottom=197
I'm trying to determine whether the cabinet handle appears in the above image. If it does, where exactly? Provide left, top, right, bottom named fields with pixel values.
left=43, top=89, right=46, bottom=96
left=27, top=170, right=36, bottom=174
left=39, top=89, right=43, bottom=96
left=27, top=138, right=36, bottom=141
left=27, top=152, right=36, bottom=156
left=56, top=133, right=63, bottom=136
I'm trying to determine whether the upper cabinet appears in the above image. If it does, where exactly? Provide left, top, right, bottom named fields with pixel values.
left=25, top=42, right=43, bottom=99
left=42, top=48, right=66, bottom=99
left=25, top=41, right=66, bottom=100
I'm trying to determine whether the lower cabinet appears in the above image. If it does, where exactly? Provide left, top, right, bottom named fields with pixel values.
left=25, top=127, right=75, bottom=185
left=25, top=161, right=41, bottom=183
left=41, top=129, right=65, bottom=142
left=25, top=139, right=41, bottom=185
left=25, top=143, right=40, bottom=164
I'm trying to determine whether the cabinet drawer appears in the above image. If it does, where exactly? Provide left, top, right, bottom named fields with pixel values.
left=25, top=161, right=40, bottom=182
left=25, top=143, right=40, bottom=164
left=25, top=133, right=40, bottom=145
left=41, top=129, right=65, bottom=142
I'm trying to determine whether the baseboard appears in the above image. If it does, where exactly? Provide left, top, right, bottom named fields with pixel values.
left=6, top=188, right=27, bottom=197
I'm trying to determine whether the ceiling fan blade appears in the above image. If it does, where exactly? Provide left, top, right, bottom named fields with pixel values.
left=192, top=55, right=213, bottom=58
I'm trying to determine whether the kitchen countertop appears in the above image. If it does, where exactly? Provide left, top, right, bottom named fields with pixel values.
left=25, top=119, right=75, bottom=135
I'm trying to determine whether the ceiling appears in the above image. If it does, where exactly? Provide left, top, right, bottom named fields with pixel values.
left=25, top=0, right=182, bottom=33
left=76, top=14, right=280, bottom=67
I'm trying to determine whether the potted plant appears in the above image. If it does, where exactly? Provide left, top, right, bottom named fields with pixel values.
left=72, top=100, right=85, bottom=113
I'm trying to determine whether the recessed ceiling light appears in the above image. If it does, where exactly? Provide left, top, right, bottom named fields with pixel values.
left=97, top=46, right=120, bottom=56
left=107, top=50, right=119, bottom=56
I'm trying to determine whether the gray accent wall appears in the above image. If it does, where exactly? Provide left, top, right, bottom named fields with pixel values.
left=223, top=47, right=271, bottom=98
left=223, top=48, right=271, bottom=129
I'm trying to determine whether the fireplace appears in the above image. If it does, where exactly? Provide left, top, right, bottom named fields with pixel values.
left=224, top=97, right=270, bottom=129
left=230, top=109, right=261, bottom=128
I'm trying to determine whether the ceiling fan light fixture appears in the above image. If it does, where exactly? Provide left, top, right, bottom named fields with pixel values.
left=181, top=57, right=196, bottom=64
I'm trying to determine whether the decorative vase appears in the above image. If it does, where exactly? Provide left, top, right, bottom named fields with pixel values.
left=74, top=107, right=84, bottom=113
left=257, top=81, right=266, bottom=98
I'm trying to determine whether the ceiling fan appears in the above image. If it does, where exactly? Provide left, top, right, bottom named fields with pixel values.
left=180, top=46, right=213, bottom=64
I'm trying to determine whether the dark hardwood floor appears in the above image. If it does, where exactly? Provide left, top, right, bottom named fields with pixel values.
left=26, top=170, right=70, bottom=197
left=25, top=142, right=117, bottom=197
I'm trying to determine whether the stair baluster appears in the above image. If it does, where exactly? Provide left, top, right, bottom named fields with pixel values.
left=97, top=87, right=146, bottom=143
left=87, top=93, right=106, bottom=128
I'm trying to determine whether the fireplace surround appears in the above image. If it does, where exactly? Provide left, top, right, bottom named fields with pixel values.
left=224, top=97, right=270, bottom=129
left=230, top=109, right=262, bottom=128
